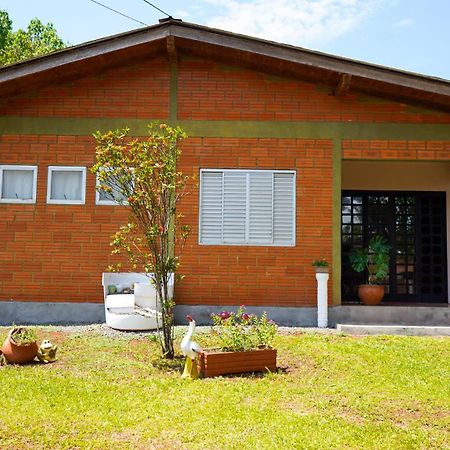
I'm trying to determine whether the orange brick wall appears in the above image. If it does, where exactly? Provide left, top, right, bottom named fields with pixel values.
left=0, top=57, right=170, bottom=119
left=176, top=137, right=333, bottom=307
left=343, top=140, right=450, bottom=160
left=0, top=134, right=130, bottom=302
left=178, top=58, right=450, bottom=124
left=1, top=54, right=449, bottom=307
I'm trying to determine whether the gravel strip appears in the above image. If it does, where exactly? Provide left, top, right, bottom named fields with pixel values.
left=24, top=323, right=338, bottom=338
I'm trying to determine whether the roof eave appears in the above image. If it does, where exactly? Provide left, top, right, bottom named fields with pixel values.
left=0, top=19, right=449, bottom=106
left=0, top=22, right=170, bottom=84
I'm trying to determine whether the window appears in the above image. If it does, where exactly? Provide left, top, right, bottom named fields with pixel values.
left=95, top=173, right=128, bottom=206
left=0, top=165, right=38, bottom=203
left=95, top=168, right=133, bottom=205
left=199, top=169, right=296, bottom=246
left=47, top=166, right=86, bottom=204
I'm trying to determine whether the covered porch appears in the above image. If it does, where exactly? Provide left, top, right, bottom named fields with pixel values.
left=339, top=160, right=450, bottom=314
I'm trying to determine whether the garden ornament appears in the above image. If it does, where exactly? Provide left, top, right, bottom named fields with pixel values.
left=180, top=315, right=202, bottom=379
left=0, top=350, right=6, bottom=366
left=37, top=340, right=58, bottom=364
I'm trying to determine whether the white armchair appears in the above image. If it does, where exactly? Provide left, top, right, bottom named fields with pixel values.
left=102, top=273, right=173, bottom=331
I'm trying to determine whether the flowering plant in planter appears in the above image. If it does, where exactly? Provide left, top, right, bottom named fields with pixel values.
left=198, top=306, right=278, bottom=377
left=210, top=306, right=277, bottom=351
left=312, top=258, right=329, bottom=273
left=1, top=326, right=39, bottom=364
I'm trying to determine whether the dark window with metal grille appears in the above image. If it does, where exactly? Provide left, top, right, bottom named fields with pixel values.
left=341, top=191, right=447, bottom=303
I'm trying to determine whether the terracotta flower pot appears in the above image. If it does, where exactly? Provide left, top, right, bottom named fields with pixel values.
left=198, top=348, right=277, bottom=378
left=358, top=284, right=385, bottom=305
left=1, top=332, right=38, bottom=364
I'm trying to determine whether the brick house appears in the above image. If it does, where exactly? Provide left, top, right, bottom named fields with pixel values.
left=0, top=20, right=449, bottom=326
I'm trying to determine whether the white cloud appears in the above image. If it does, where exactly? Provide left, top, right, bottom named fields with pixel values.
left=204, top=0, right=385, bottom=46
left=394, top=18, right=413, bottom=28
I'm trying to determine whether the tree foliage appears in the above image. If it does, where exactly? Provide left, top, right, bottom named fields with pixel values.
left=0, top=10, right=66, bottom=65
left=92, top=123, right=191, bottom=359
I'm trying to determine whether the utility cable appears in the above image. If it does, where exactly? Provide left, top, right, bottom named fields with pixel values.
left=141, top=0, right=172, bottom=18
left=88, top=0, right=148, bottom=26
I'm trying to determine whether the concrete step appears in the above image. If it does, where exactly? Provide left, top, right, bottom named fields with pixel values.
left=336, top=324, right=450, bottom=336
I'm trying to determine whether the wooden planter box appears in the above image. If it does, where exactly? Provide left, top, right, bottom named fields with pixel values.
left=198, top=348, right=277, bottom=378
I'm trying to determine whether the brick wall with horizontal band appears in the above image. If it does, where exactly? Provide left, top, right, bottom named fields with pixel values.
left=0, top=53, right=449, bottom=307
left=0, top=134, right=131, bottom=302
left=177, top=58, right=450, bottom=124
left=0, top=57, right=170, bottom=119
left=176, top=137, right=333, bottom=307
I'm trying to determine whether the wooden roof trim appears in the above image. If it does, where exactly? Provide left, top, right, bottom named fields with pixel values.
left=0, top=19, right=449, bottom=100
left=0, top=23, right=169, bottom=84
left=170, top=22, right=450, bottom=97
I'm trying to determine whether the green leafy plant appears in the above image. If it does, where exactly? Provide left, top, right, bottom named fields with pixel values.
left=10, top=327, right=37, bottom=346
left=0, top=10, right=66, bottom=65
left=92, top=123, right=191, bottom=359
left=312, top=258, right=328, bottom=268
left=211, top=306, right=277, bottom=352
left=349, top=235, right=391, bottom=284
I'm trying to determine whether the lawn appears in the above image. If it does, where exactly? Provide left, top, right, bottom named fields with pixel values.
left=0, top=327, right=448, bottom=450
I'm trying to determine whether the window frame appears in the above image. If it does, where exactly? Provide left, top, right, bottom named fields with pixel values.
left=47, top=166, right=86, bottom=205
left=199, top=168, right=296, bottom=247
left=95, top=173, right=126, bottom=206
left=0, top=165, right=38, bottom=204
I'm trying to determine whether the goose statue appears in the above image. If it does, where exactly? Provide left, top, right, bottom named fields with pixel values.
left=180, top=315, right=202, bottom=379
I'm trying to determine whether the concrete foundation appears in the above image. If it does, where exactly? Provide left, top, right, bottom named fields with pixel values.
left=0, top=301, right=105, bottom=326
left=1, top=301, right=449, bottom=327
left=174, top=305, right=318, bottom=326
left=337, top=324, right=450, bottom=336
left=331, top=305, right=450, bottom=327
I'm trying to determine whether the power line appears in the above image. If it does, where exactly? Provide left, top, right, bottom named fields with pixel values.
left=88, top=0, right=148, bottom=26
left=141, top=0, right=171, bottom=18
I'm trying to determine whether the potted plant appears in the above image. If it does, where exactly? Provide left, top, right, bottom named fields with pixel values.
left=312, top=258, right=329, bottom=273
left=198, top=306, right=277, bottom=378
left=349, top=235, right=391, bottom=305
left=1, top=326, right=39, bottom=364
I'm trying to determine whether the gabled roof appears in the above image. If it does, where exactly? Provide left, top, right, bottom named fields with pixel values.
left=1, top=19, right=449, bottom=110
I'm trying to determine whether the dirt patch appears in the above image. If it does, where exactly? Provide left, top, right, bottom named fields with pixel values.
left=283, top=401, right=317, bottom=416
left=111, top=430, right=188, bottom=450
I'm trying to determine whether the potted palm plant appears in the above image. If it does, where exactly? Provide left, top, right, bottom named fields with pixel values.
left=349, top=235, right=391, bottom=305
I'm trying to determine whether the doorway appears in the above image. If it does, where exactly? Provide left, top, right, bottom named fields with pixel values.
left=341, top=191, right=448, bottom=303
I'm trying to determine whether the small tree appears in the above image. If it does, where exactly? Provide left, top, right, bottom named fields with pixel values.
left=92, top=123, right=190, bottom=358
left=0, top=11, right=66, bottom=65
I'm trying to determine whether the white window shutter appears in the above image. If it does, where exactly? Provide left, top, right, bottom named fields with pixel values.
left=223, top=171, right=247, bottom=243
left=273, top=172, right=295, bottom=244
left=200, top=171, right=223, bottom=243
left=248, top=172, right=273, bottom=243
left=200, top=169, right=295, bottom=246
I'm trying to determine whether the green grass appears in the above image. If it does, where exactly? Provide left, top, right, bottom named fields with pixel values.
left=0, top=328, right=449, bottom=449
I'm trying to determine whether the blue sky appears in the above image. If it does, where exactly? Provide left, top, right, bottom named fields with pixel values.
left=2, top=0, right=450, bottom=79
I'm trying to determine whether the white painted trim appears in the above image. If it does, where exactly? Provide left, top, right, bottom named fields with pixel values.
left=47, top=166, right=86, bottom=205
left=0, top=165, right=38, bottom=204
left=199, top=168, right=296, bottom=247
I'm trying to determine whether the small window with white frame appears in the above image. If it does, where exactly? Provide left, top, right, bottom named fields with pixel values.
left=0, top=165, right=38, bottom=204
left=47, top=166, right=86, bottom=205
left=199, top=169, right=296, bottom=246
left=95, top=170, right=130, bottom=206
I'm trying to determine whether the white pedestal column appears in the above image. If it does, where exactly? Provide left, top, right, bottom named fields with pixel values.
left=316, top=271, right=329, bottom=328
